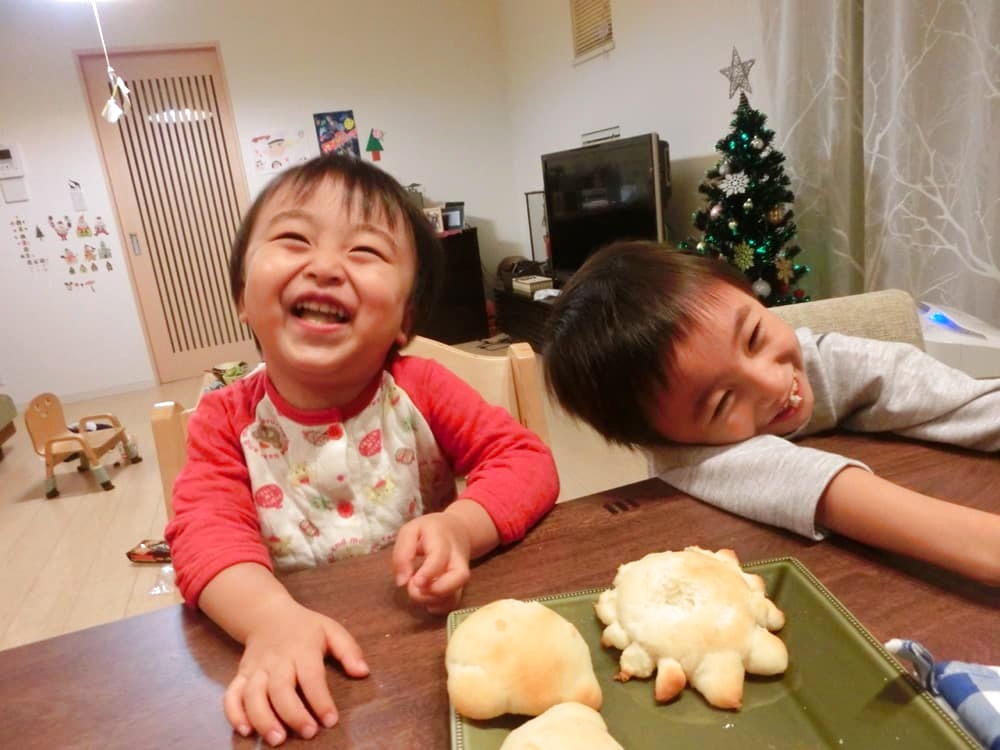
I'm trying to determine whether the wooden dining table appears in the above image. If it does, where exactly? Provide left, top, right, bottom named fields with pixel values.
left=4, top=432, right=998, bottom=749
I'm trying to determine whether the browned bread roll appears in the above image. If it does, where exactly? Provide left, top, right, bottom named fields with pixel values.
left=446, top=599, right=603, bottom=719
left=499, top=702, right=624, bottom=749
left=595, top=546, right=787, bottom=709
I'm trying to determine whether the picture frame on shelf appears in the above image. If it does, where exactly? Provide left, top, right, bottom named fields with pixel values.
left=525, top=190, right=548, bottom=263
left=422, top=206, right=444, bottom=233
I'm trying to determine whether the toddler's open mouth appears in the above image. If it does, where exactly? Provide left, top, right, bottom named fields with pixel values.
left=292, top=300, right=350, bottom=324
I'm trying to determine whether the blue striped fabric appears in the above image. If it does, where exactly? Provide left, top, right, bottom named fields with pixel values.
left=886, top=638, right=1000, bottom=750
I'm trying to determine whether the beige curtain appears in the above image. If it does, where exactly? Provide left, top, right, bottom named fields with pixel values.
left=762, top=0, right=1000, bottom=325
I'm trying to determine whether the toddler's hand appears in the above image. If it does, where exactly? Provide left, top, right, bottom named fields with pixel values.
left=392, top=512, right=473, bottom=614
left=223, top=598, right=369, bottom=746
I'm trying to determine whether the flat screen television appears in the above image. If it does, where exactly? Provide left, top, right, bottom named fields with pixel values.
left=541, top=133, right=671, bottom=284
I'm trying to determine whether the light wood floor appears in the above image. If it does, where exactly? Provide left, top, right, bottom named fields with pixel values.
left=0, top=353, right=647, bottom=652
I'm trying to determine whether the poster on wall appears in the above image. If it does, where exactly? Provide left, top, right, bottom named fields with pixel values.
left=250, top=129, right=310, bottom=174
left=313, top=110, right=360, bottom=157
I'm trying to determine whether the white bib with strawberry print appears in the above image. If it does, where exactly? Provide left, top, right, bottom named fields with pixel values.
left=239, top=371, right=455, bottom=571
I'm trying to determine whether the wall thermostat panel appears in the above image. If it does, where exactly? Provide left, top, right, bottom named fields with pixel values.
left=0, top=143, right=25, bottom=179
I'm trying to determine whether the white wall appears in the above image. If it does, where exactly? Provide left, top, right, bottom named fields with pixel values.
left=0, top=0, right=767, bottom=406
left=496, top=0, right=770, bottom=253
left=0, top=0, right=518, bottom=405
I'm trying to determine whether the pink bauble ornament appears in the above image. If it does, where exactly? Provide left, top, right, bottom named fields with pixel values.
left=710, top=204, right=723, bottom=219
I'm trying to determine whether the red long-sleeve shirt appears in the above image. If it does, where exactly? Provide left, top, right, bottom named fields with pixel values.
left=165, top=354, right=559, bottom=606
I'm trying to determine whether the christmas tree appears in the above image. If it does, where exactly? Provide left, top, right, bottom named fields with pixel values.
left=683, top=92, right=809, bottom=306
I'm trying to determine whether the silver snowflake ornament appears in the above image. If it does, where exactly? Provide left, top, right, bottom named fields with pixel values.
left=720, top=171, right=749, bottom=196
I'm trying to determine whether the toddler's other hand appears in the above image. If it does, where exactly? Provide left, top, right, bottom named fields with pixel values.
left=223, top=598, right=369, bottom=746
left=392, top=512, right=472, bottom=614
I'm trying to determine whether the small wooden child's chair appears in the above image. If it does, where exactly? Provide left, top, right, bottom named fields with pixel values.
left=25, top=392, right=142, bottom=498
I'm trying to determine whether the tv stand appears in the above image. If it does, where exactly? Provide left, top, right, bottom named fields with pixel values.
left=493, top=288, right=556, bottom=352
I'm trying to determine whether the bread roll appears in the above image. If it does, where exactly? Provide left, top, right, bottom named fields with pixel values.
left=595, top=546, right=787, bottom=709
left=446, top=599, right=602, bottom=719
left=499, top=702, right=624, bottom=750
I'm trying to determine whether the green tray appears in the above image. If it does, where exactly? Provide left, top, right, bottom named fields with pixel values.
left=448, top=557, right=978, bottom=749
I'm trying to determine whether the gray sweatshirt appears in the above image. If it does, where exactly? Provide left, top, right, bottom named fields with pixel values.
left=648, top=329, right=1000, bottom=539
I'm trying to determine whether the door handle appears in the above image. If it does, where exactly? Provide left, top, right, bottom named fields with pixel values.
left=129, top=233, right=142, bottom=256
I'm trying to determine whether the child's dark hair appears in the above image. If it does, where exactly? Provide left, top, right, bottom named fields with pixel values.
left=543, top=241, right=752, bottom=447
left=229, top=153, right=443, bottom=337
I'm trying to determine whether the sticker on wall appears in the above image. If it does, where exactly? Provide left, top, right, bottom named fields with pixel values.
left=35, top=225, right=44, bottom=239
left=69, top=180, right=87, bottom=212
left=65, top=280, right=96, bottom=293
left=48, top=215, right=71, bottom=241
left=98, top=240, right=112, bottom=259
left=93, top=216, right=108, bottom=235
left=313, top=110, right=360, bottom=157
left=76, top=215, right=92, bottom=237
left=251, top=129, right=310, bottom=175
left=9, top=216, right=48, bottom=272
left=366, top=128, right=385, bottom=161
left=83, top=244, right=97, bottom=262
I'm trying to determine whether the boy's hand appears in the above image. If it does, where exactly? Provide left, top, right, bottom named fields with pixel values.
left=221, top=597, right=369, bottom=746
left=392, top=511, right=473, bottom=614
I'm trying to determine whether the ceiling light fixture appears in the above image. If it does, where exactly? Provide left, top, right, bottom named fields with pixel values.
left=91, top=1, right=130, bottom=124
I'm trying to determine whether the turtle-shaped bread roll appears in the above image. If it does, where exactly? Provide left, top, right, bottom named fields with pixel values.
left=595, top=546, right=787, bottom=709
left=447, top=599, right=603, bottom=719
left=499, top=702, right=624, bottom=750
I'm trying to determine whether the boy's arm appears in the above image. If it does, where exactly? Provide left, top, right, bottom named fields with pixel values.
left=442, top=497, right=501, bottom=559
left=651, top=435, right=868, bottom=540
left=198, top=562, right=369, bottom=744
left=393, top=356, right=559, bottom=545
left=164, top=385, right=272, bottom=606
left=817, top=467, right=1000, bottom=586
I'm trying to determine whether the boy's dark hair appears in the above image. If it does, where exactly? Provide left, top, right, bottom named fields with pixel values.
left=543, top=241, right=752, bottom=447
left=229, top=153, right=443, bottom=337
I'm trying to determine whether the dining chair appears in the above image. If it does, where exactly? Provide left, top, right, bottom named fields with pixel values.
left=400, top=335, right=550, bottom=445
left=25, top=392, right=141, bottom=498
left=151, top=337, right=550, bottom=520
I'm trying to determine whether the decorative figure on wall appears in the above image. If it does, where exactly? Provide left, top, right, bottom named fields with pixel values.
left=49, top=215, right=71, bottom=241
left=366, top=128, right=385, bottom=161
left=93, top=216, right=109, bottom=235
left=313, top=110, right=360, bottom=157
left=98, top=240, right=112, bottom=258
left=83, top=245, right=97, bottom=262
left=250, top=130, right=309, bottom=174
left=36, top=226, right=45, bottom=239
left=60, top=248, right=78, bottom=266
left=76, top=216, right=92, bottom=237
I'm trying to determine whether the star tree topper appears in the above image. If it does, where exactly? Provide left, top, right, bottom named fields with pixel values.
left=720, top=46, right=755, bottom=99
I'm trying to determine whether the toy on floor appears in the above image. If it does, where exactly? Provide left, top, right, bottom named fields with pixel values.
left=126, top=539, right=171, bottom=563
